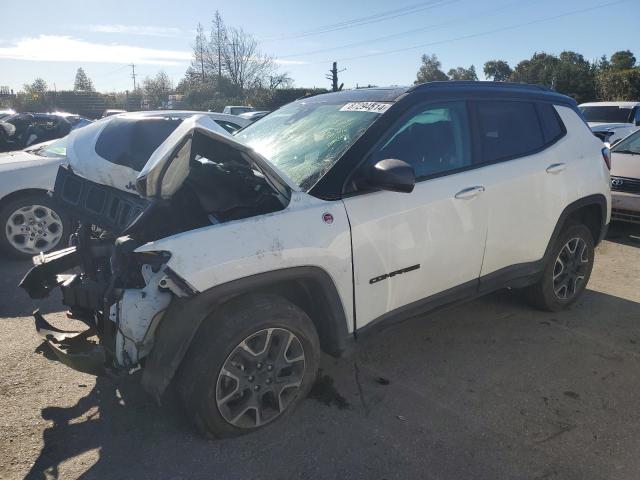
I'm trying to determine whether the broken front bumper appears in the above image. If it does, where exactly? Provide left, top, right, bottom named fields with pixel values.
left=34, top=310, right=107, bottom=376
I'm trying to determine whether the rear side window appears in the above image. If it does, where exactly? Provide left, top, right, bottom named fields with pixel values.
left=95, top=118, right=182, bottom=171
left=537, top=103, right=565, bottom=143
left=476, top=101, right=544, bottom=163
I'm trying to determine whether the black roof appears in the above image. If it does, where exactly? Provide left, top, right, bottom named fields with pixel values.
left=299, top=81, right=575, bottom=106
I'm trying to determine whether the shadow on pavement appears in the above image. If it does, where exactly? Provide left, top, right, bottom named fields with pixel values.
left=24, top=288, right=640, bottom=480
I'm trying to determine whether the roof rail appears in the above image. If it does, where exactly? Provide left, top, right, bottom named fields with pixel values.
left=409, top=81, right=554, bottom=93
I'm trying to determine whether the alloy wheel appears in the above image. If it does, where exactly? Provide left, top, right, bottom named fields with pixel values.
left=216, top=328, right=306, bottom=429
left=553, top=237, right=589, bottom=300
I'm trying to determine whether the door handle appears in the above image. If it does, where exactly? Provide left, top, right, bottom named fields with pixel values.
left=454, top=185, right=485, bottom=199
left=546, top=163, right=567, bottom=174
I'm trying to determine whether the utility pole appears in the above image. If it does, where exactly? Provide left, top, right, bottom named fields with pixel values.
left=129, top=63, right=137, bottom=91
left=326, top=62, right=345, bottom=92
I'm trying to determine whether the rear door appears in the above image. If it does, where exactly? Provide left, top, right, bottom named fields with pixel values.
left=466, top=100, right=569, bottom=284
left=342, top=100, right=488, bottom=329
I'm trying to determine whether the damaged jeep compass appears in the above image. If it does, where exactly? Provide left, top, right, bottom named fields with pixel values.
left=21, top=82, right=611, bottom=438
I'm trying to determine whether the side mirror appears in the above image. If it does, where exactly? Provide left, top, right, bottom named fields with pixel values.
left=369, top=159, right=415, bottom=193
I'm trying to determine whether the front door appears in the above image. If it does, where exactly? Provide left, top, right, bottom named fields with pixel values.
left=342, top=101, right=488, bottom=329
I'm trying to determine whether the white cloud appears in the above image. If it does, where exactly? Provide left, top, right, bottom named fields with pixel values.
left=85, top=24, right=184, bottom=37
left=0, top=35, right=191, bottom=66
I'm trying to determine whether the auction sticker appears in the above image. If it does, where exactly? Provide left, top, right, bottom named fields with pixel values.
left=339, top=102, right=392, bottom=114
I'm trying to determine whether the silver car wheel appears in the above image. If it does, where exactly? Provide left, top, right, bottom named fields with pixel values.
left=216, top=327, right=306, bottom=429
left=5, top=204, right=64, bottom=255
left=553, top=237, right=589, bottom=300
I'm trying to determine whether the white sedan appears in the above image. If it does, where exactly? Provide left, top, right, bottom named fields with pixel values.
left=0, top=111, right=249, bottom=258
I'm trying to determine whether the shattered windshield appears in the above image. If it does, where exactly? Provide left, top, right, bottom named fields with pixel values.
left=235, top=100, right=386, bottom=190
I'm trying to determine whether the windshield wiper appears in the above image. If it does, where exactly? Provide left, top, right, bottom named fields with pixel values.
left=614, top=149, right=639, bottom=155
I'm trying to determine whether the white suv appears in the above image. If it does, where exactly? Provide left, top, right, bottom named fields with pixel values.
left=22, top=82, right=611, bottom=438
left=579, top=101, right=640, bottom=144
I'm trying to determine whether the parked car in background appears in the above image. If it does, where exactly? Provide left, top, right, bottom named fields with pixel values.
left=21, top=83, right=610, bottom=438
left=610, top=128, right=640, bottom=224
left=0, top=110, right=249, bottom=258
left=223, top=105, right=255, bottom=115
left=579, top=101, right=640, bottom=144
left=0, top=109, right=16, bottom=121
left=0, top=112, right=92, bottom=153
left=239, top=110, right=270, bottom=122
left=101, top=109, right=127, bottom=118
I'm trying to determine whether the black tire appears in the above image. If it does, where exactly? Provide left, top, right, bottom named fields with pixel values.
left=0, top=192, right=71, bottom=259
left=524, top=223, right=595, bottom=312
left=177, top=294, right=320, bottom=438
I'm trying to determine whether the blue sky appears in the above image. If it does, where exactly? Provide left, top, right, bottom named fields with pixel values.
left=0, top=0, right=637, bottom=92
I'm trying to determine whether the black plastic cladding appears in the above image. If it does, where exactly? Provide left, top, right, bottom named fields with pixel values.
left=308, top=82, right=580, bottom=200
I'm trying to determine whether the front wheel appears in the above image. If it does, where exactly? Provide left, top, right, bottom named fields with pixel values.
left=524, top=223, right=595, bottom=311
left=177, top=294, right=320, bottom=438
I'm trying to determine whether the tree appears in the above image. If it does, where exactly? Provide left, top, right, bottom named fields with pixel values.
left=415, top=54, right=448, bottom=83
left=596, top=69, right=640, bottom=101
left=222, top=27, right=277, bottom=91
left=610, top=50, right=636, bottom=70
left=23, top=78, right=48, bottom=97
left=142, top=71, right=173, bottom=109
left=209, top=10, right=226, bottom=79
left=483, top=60, right=513, bottom=81
left=191, top=23, right=208, bottom=83
left=553, top=51, right=596, bottom=103
left=447, top=65, right=477, bottom=81
left=510, top=52, right=560, bottom=87
left=73, top=67, right=95, bottom=91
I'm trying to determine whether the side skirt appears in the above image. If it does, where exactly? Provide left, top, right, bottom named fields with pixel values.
left=355, top=261, right=544, bottom=340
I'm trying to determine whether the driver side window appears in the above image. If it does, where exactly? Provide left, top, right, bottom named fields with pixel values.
left=372, top=101, right=472, bottom=180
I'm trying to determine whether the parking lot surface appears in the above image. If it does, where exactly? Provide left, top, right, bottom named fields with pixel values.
left=1, top=223, right=639, bottom=480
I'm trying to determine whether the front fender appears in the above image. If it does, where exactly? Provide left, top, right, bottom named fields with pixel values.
left=140, top=266, right=350, bottom=402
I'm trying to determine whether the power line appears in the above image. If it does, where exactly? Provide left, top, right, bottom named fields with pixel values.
left=278, top=0, right=526, bottom=59
left=301, top=0, right=632, bottom=66
left=261, top=0, right=460, bottom=41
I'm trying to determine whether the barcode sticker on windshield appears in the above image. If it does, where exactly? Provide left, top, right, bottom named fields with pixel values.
left=340, top=102, right=391, bottom=114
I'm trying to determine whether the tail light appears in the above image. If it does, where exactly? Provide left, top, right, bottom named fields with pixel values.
left=601, top=146, right=611, bottom=170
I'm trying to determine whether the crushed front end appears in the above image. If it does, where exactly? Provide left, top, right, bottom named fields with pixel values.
left=19, top=115, right=290, bottom=381
left=20, top=166, right=193, bottom=377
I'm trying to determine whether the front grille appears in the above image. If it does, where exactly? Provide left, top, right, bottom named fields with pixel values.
left=612, top=208, right=640, bottom=224
left=611, top=176, right=640, bottom=194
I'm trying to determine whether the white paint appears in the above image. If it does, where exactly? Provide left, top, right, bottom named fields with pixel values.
left=135, top=192, right=354, bottom=331
left=475, top=106, right=610, bottom=276
left=343, top=169, right=488, bottom=328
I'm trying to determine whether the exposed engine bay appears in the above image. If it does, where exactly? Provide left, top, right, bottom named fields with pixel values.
left=20, top=120, right=290, bottom=376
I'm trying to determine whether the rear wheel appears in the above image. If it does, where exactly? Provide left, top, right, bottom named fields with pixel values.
left=177, top=294, right=320, bottom=438
left=524, top=223, right=594, bottom=311
left=0, top=192, right=70, bottom=259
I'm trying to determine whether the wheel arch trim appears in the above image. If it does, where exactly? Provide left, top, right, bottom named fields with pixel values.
left=140, top=265, right=350, bottom=402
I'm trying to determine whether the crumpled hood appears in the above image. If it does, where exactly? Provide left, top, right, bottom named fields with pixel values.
left=136, top=114, right=298, bottom=199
